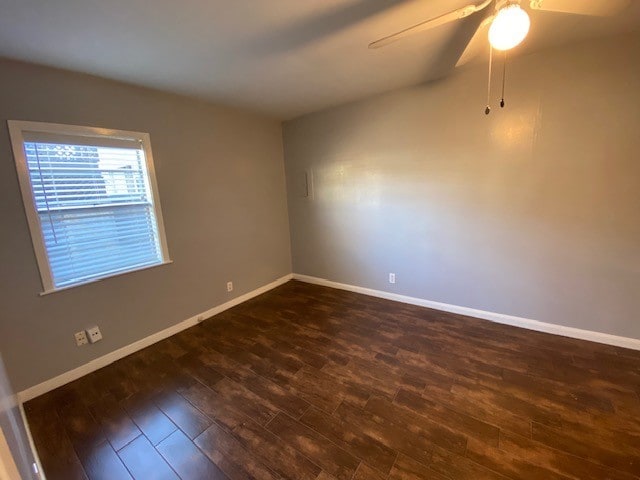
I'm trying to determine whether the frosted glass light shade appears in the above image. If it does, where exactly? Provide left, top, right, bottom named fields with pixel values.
left=488, top=4, right=530, bottom=51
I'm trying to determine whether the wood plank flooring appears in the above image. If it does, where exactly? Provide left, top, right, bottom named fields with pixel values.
left=24, top=280, right=640, bottom=480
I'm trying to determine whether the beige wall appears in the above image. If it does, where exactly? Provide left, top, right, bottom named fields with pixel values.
left=0, top=60, right=292, bottom=391
left=284, top=32, right=640, bottom=340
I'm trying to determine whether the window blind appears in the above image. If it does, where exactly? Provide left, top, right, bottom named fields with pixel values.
left=24, top=140, right=165, bottom=289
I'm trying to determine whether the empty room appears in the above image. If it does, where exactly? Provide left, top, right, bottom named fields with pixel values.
left=0, top=0, right=639, bottom=479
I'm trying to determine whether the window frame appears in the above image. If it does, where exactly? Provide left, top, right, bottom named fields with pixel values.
left=8, top=120, right=172, bottom=295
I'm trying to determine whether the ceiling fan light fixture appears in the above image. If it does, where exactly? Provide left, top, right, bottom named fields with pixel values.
left=488, top=4, right=530, bottom=51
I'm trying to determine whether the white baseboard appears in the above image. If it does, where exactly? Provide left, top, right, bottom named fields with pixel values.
left=17, top=274, right=293, bottom=403
left=18, top=271, right=639, bottom=404
left=292, top=273, right=640, bottom=351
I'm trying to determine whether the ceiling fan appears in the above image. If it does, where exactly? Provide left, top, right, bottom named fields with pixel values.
left=368, top=0, right=631, bottom=113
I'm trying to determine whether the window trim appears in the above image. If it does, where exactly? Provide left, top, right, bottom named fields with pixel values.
left=8, top=120, right=172, bottom=295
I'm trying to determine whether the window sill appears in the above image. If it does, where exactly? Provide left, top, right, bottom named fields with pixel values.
left=39, top=260, right=173, bottom=296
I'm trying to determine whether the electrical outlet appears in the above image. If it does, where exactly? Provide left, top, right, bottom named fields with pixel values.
left=85, top=325, right=103, bottom=344
left=389, top=273, right=396, bottom=284
left=227, top=281, right=233, bottom=292
left=74, top=331, right=88, bottom=346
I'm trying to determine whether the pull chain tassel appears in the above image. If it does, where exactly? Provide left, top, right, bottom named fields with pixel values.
left=485, top=47, right=493, bottom=115
left=500, top=51, right=507, bottom=108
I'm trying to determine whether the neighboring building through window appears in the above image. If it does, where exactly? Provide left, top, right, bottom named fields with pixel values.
left=9, top=121, right=171, bottom=293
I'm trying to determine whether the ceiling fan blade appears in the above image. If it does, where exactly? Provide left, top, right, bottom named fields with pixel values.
left=455, top=15, right=494, bottom=68
left=368, top=0, right=493, bottom=49
left=529, top=0, right=631, bottom=16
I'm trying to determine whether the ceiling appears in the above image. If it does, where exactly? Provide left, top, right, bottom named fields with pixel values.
left=0, top=0, right=639, bottom=119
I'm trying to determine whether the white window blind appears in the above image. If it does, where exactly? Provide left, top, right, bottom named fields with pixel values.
left=9, top=121, right=170, bottom=293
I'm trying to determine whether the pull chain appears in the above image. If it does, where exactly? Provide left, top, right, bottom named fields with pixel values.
left=485, top=46, right=493, bottom=115
left=500, top=51, right=507, bottom=108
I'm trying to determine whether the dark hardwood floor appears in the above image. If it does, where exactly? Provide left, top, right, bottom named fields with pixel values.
left=25, top=280, right=640, bottom=480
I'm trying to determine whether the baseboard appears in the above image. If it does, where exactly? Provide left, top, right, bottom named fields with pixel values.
left=18, top=271, right=639, bottom=403
left=17, top=274, right=293, bottom=403
left=292, top=273, right=640, bottom=351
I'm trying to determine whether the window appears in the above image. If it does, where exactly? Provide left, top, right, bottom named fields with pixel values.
left=9, top=121, right=171, bottom=294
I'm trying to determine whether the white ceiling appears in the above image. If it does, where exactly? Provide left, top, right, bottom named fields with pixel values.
left=0, top=0, right=639, bottom=119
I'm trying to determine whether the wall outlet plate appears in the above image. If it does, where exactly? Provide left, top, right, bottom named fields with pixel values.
left=389, top=273, right=396, bottom=284
left=85, top=325, right=103, bottom=344
left=227, top=281, right=233, bottom=292
left=74, top=331, right=88, bottom=346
